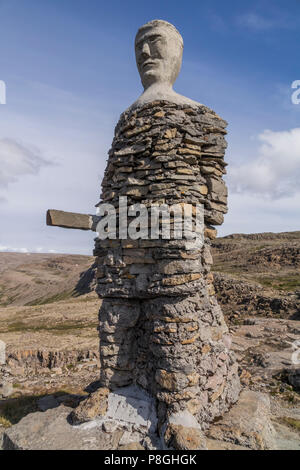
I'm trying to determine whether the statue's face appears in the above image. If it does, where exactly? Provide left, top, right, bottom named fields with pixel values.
left=135, top=25, right=183, bottom=89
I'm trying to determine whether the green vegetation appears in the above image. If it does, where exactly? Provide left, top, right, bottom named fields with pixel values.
left=0, top=396, right=39, bottom=427
left=0, top=293, right=19, bottom=307
left=254, top=275, right=300, bottom=292
left=245, top=244, right=269, bottom=253
left=212, top=265, right=243, bottom=275
left=25, top=290, right=75, bottom=306
left=12, top=383, right=22, bottom=389
left=72, top=294, right=96, bottom=302
left=281, top=417, right=300, bottom=432
left=0, top=284, right=4, bottom=300
left=0, top=320, right=98, bottom=334
left=0, top=416, right=11, bottom=428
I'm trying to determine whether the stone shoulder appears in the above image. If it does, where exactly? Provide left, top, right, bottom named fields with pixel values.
left=115, top=100, right=226, bottom=137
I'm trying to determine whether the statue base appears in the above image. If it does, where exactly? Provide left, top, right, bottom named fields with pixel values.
left=2, top=387, right=277, bottom=450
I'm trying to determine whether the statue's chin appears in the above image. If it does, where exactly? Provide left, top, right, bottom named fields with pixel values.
left=141, top=74, right=164, bottom=89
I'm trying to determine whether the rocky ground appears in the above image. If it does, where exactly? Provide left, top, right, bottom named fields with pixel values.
left=212, top=231, right=300, bottom=320
left=1, top=311, right=299, bottom=449
left=0, top=231, right=299, bottom=449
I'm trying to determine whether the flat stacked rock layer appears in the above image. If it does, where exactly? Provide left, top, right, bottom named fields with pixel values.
left=94, top=100, right=240, bottom=429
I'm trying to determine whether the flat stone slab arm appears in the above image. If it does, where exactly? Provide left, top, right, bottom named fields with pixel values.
left=46, top=209, right=100, bottom=231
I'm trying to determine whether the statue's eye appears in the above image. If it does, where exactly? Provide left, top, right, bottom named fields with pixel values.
left=136, top=42, right=144, bottom=50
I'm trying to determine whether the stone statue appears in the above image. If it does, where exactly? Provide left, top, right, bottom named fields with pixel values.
left=131, top=20, right=200, bottom=110
left=46, top=19, right=241, bottom=449
left=93, top=19, right=241, bottom=447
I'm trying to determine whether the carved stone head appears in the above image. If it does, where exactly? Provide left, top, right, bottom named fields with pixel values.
left=135, top=20, right=183, bottom=90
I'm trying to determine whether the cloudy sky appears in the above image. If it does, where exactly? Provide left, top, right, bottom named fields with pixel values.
left=0, top=0, right=300, bottom=254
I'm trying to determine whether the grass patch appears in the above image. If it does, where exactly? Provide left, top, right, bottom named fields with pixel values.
left=212, top=266, right=243, bottom=275
left=1, top=320, right=98, bottom=334
left=252, top=244, right=268, bottom=251
left=52, top=388, right=86, bottom=397
left=25, top=290, right=75, bottom=306
left=0, top=396, right=39, bottom=427
left=0, top=416, right=11, bottom=428
left=0, top=293, right=19, bottom=307
left=13, top=383, right=22, bottom=389
left=281, top=417, right=300, bottom=432
left=254, top=275, right=300, bottom=292
left=72, top=293, right=97, bottom=302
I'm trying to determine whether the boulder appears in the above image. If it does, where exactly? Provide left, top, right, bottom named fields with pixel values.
left=70, top=387, right=109, bottom=424
left=2, top=405, right=123, bottom=450
left=206, top=438, right=249, bottom=450
left=0, top=380, right=13, bottom=398
left=207, top=390, right=276, bottom=450
left=164, top=423, right=206, bottom=450
left=164, top=410, right=207, bottom=450
left=0, top=340, right=6, bottom=365
left=118, top=442, right=145, bottom=450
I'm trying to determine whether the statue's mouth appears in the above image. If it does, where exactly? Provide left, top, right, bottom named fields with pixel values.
left=142, top=61, right=156, bottom=70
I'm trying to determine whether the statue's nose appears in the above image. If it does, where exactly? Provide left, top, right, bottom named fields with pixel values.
left=141, top=42, right=150, bottom=57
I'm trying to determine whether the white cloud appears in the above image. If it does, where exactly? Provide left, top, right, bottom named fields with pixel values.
left=0, top=138, right=51, bottom=188
left=238, top=13, right=274, bottom=31
left=236, top=11, right=297, bottom=32
left=228, top=128, right=300, bottom=199
left=0, top=246, right=59, bottom=253
left=221, top=191, right=300, bottom=236
left=0, top=246, right=28, bottom=253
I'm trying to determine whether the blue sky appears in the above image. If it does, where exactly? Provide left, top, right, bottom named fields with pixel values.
left=0, top=0, right=300, bottom=254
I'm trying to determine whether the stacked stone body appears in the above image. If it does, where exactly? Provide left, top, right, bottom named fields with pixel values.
left=94, top=100, right=240, bottom=429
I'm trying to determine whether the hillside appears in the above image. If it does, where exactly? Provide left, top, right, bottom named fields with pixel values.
left=0, top=253, right=94, bottom=307
left=212, top=231, right=300, bottom=320
left=0, top=231, right=298, bottom=319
